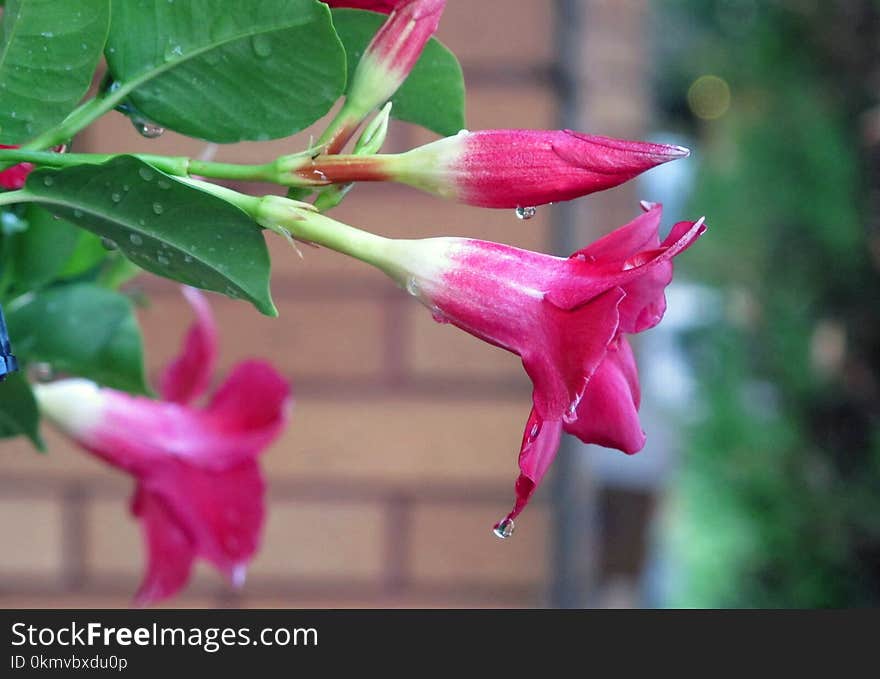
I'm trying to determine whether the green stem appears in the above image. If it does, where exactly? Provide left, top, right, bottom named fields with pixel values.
left=0, top=190, right=32, bottom=208
left=0, top=148, right=276, bottom=183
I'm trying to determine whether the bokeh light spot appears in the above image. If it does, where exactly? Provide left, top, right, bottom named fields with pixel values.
left=687, top=75, right=731, bottom=120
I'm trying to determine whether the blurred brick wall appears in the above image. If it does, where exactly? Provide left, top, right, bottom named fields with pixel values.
left=0, top=1, right=649, bottom=608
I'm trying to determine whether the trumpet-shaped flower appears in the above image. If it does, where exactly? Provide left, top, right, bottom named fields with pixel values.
left=34, top=288, right=292, bottom=604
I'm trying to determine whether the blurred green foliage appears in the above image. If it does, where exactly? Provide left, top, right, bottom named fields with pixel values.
left=658, top=0, right=880, bottom=606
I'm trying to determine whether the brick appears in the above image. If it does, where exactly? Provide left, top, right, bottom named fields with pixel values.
left=436, top=0, right=554, bottom=67
left=404, top=303, right=531, bottom=382
left=264, top=397, right=532, bottom=485
left=0, top=497, right=64, bottom=578
left=247, top=499, right=385, bottom=581
left=409, top=503, right=550, bottom=586
left=138, top=289, right=387, bottom=382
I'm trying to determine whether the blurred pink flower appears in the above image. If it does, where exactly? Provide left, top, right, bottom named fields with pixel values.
left=382, top=203, right=705, bottom=533
left=0, top=145, right=34, bottom=190
left=35, top=288, right=292, bottom=605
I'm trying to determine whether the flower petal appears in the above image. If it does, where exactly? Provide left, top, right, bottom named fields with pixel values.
left=204, top=360, right=292, bottom=447
left=502, top=409, right=563, bottom=523
left=546, top=218, right=706, bottom=311
left=158, top=287, right=218, bottom=405
left=523, top=287, right=623, bottom=417
left=572, top=203, right=662, bottom=262
left=564, top=336, right=645, bottom=454
left=132, top=487, right=196, bottom=607
left=142, top=459, right=266, bottom=585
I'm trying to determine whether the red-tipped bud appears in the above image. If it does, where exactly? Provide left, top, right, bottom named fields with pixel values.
left=391, top=129, right=690, bottom=208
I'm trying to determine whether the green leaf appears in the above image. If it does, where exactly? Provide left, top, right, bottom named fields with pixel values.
left=0, top=371, right=44, bottom=450
left=23, top=156, right=276, bottom=316
left=104, top=0, right=346, bottom=142
left=9, top=206, right=81, bottom=291
left=57, top=230, right=107, bottom=279
left=7, top=282, right=147, bottom=393
left=0, top=0, right=111, bottom=144
left=331, top=8, right=466, bottom=137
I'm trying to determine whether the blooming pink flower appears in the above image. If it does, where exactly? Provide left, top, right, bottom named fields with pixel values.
left=0, top=145, right=34, bottom=190
left=380, top=203, right=705, bottom=533
left=291, top=130, right=689, bottom=208
left=34, top=287, right=292, bottom=605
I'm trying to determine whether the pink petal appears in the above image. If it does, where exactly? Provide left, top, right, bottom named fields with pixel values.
left=158, top=287, right=218, bottom=405
left=564, top=337, right=646, bottom=454
left=500, top=409, right=563, bottom=524
left=132, top=487, right=196, bottom=607
left=204, top=360, right=292, bottom=445
left=546, top=218, right=706, bottom=311
left=572, top=203, right=663, bottom=262
left=0, top=144, right=33, bottom=190
left=523, top=287, right=624, bottom=416
left=142, top=459, right=266, bottom=585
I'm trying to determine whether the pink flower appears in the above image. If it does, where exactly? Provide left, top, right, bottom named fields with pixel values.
left=34, top=287, right=292, bottom=605
left=0, top=145, right=34, bottom=190
left=381, top=203, right=705, bottom=533
left=292, top=130, right=688, bottom=208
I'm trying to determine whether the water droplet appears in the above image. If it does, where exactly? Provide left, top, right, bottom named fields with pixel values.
left=224, top=286, right=239, bottom=299
left=152, top=203, right=164, bottom=215
left=250, top=35, right=272, bottom=58
left=405, top=277, right=420, bottom=297
left=183, top=255, right=193, bottom=263
left=110, top=192, right=121, bottom=203
left=157, top=179, right=172, bottom=190
left=529, top=422, right=540, bottom=440
left=72, top=210, right=84, bottom=219
left=430, top=306, right=448, bottom=324
left=129, top=234, right=143, bottom=246
left=493, top=518, right=515, bottom=539
left=157, top=254, right=170, bottom=266
left=100, top=237, right=118, bottom=251
left=42, top=176, right=54, bottom=186
left=40, top=31, right=54, bottom=38
left=131, top=117, right=165, bottom=139
left=163, top=40, right=184, bottom=61
left=515, top=206, right=537, bottom=220
left=122, top=184, right=130, bottom=192
left=138, top=167, right=154, bottom=182
left=232, top=564, right=247, bottom=589
left=204, top=50, right=221, bottom=66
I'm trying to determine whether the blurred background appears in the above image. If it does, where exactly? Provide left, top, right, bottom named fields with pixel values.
left=1, top=0, right=878, bottom=608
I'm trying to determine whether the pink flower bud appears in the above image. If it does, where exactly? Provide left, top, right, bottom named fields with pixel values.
left=390, top=129, right=690, bottom=208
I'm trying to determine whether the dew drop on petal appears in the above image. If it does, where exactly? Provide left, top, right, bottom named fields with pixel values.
left=138, top=167, right=154, bottom=182
left=129, top=234, right=143, bottom=246
left=110, top=192, right=121, bottom=203
left=515, top=206, right=537, bottom=220
left=100, top=237, right=118, bottom=251
left=493, top=518, right=515, bottom=539
left=152, top=202, right=164, bottom=215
